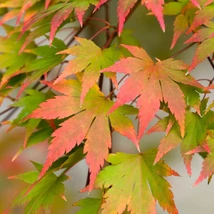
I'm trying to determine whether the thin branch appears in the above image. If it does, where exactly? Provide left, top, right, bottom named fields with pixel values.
left=90, top=25, right=110, bottom=41
left=98, top=73, right=104, bottom=91
left=103, top=29, right=117, bottom=49
left=66, top=12, right=94, bottom=47
left=88, top=16, right=110, bottom=27
left=0, top=107, right=18, bottom=126
left=171, top=43, right=195, bottom=58
left=106, top=74, right=128, bottom=98
left=85, top=169, right=90, bottom=187
left=104, top=3, right=110, bottom=40
left=207, top=56, right=214, bottom=70
left=197, top=78, right=211, bottom=82
left=0, top=106, right=14, bottom=116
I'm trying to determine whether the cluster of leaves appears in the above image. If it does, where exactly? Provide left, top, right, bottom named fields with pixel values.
left=1, top=0, right=214, bottom=213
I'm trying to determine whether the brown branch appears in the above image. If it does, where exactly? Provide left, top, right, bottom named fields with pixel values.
left=171, top=43, right=195, bottom=58
left=90, top=25, right=110, bottom=41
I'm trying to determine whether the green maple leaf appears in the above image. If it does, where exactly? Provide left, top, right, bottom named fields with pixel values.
left=148, top=111, right=209, bottom=176
left=193, top=135, right=214, bottom=186
left=56, top=37, right=120, bottom=104
left=74, top=198, right=102, bottom=214
left=95, top=149, right=179, bottom=214
left=0, top=32, right=36, bottom=89
left=186, top=21, right=214, bottom=71
left=9, top=163, right=68, bottom=214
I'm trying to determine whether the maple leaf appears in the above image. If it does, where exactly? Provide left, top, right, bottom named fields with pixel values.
left=29, top=79, right=137, bottom=190
left=56, top=37, right=120, bottom=104
left=9, top=162, right=68, bottom=213
left=0, top=0, right=39, bottom=27
left=95, top=149, right=179, bottom=214
left=190, top=0, right=201, bottom=9
left=141, top=0, right=165, bottom=32
left=147, top=116, right=182, bottom=164
left=95, top=0, right=165, bottom=35
left=101, top=44, right=203, bottom=140
left=16, top=0, right=37, bottom=25
left=50, top=4, right=74, bottom=45
left=148, top=111, right=208, bottom=176
left=11, top=89, right=50, bottom=148
left=74, top=198, right=102, bottom=214
left=163, top=0, right=187, bottom=16
left=0, top=10, right=20, bottom=26
left=171, top=14, right=188, bottom=49
left=49, top=1, right=97, bottom=44
left=193, top=136, right=214, bottom=186
left=186, top=21, right=214, bottom=71
left=186, top=4, right=214, bottom=34
left=0, top=32, right=36, bottom=89
left=94, top=0, right=108, bottom=11
left=45, top=0, right=52, bottom=9
left=180, top=111, right=207, bottom=175
left=117, top=0, right=139, bottom=35
left=16, top=38, right=67, bottom=97
left=18, top=1, right=97, bottom=44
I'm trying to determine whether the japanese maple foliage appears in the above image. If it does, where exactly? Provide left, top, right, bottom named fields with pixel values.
left=1, top=0, right=214, bottom=213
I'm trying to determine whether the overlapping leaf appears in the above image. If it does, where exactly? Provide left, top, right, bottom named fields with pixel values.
left=0, top=0, right=42, bottom=26
left=11, top=89, right=51, bottom=149
left=186, top=21, right=214, bottom=71
left=171, top=14, right=188, bottom=49
left=17, top=1, right=99, bottom=44
left=74, top=198, right=102, bottom=214
left=29, top=79, right=137, bottom=190
left=187, top=4, right=214, bottom=34
left=148, top=110, right=211, bottom=176
left=95, top=149, right=179, bottom=214
left=163, top=0, right=188, bottom=16
left=102, top=44, right=203, bottom=140
left=49, top=0, right=99, bottom=44
left=0, top=32, right=36, bottom=90
left=56, top=37, right=120, bottom=103
left=185, top=5, right=214, bottom=71
left=9, top=162, right=68, bottom=214
left=16, top=38, right=67, bottom=96
left=193, top=136, right=214, bottom=186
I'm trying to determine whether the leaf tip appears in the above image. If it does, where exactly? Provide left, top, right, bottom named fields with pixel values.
left=11, top=149, right=22, bottom=162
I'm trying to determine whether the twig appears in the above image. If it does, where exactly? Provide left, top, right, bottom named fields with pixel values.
left=90, top=25, right=110, bottom=41
left=104, top=4, right=110, bottom=40
left=171, top=43, right=195, bottom=58
left=0, top=106, right=14, bottom=116
left=106, top=74, right=128, bottom=98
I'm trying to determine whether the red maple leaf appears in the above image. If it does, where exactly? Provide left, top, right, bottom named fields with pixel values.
left=101, top=45, right=203, bottom=140
left=29, top=79, right=137, bottom=190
